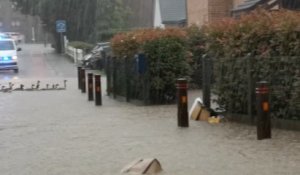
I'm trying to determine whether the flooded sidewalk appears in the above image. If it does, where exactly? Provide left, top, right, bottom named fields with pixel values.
left=0, top=78, right=299, bottom=175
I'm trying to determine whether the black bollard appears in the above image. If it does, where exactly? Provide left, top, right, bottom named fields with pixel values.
left=87, top=73, right=94, bottom=101
left=95, top=74, right=102, bottom=106
left=77, top=66, right=82, bottom=90
left=177, top=78, right=189, bottom=127
left=202, top=55, right=211, bottom=109
left=81, top=68, right=86, bottom=93
left=256, top=81, right=271, bottom=140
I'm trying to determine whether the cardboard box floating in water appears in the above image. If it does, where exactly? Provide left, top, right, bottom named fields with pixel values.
left=189, top=98, right=211, bottom=121
left=121, top=158, right=162, bottom=174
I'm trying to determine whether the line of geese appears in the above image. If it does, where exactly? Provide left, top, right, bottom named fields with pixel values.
left=0, top=80, right=67, bottom=93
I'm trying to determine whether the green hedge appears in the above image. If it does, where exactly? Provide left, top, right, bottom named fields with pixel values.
left=214, top=56, right=300, bottom=120
left=110, top=29, right=190, bottom=104
left=186, top=25, right=206, bottom=88
left=143, top=37, right=191, bottom=103
left=203, top=9, right=300, bottom=120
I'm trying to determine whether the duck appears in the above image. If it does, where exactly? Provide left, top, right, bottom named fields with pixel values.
left=13, top=84, right=24, bottom=91
left=40, top=84, right=49, bottom=91
left=0, top=86, right=6, bottom=92
left=63, top=80, right=67, bottom=89
left=2, top=83, right=13, bottom=93
left=56, top=81, right=66, bottom=90
left=52, top=84, right=57, bottom=90
left=45, top=84, right=57, bottom=91
left=8, top=82, right=14, bottom=90
left=35, top=80, right=41, bottom=90
left=24, top=84, right=35, bottom=91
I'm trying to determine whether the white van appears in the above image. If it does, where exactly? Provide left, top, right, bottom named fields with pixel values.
left=0, top=38, right=21, bottom=73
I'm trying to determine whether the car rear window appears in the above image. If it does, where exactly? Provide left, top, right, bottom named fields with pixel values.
left=0, top=40, right=15, bottom=50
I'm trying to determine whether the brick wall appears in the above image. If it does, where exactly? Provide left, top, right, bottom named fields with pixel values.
left=233, top=0, right=246, bottom=7
left=187, top=0, right=209, bottom=26
left=187, top=0, right=237, bottom=26
left=208, top=0, right=233, bottom=23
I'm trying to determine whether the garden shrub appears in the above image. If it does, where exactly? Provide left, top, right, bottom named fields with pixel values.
left=143, top=36, right=191, bottom=103
left=185, top=25, right=207, bottom=88
left=110, top=28, right=190, bottom=104
left=203, top=9, right=300, bottom=120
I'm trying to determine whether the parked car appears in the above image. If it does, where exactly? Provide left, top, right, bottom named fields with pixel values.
left=0, top=38, right=21, bottom=73
left=82, top=42, right=110, bottom=70
left=0, top=33, right=12, bottom=39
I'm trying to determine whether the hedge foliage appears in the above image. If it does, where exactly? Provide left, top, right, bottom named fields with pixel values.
left=111, top=28, right=186, bottom=57
left=109, top=9, right=300, bottom=119
left=110, top=28, right=190, bottom=104
left=203, top=9, right=300, bottom=57
left=204, top=9, right=300, bottom=120
left=186, top=25, right=207, bottom=88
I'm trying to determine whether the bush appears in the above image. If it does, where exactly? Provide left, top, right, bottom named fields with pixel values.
left=110, top=28, right=190, bottom=104
left=143, top=36, right=191, bottom=103
left=185, top=25, right=207, bottom=88
left=203, top=9, right=300, bottom=120
left=111, top=28, right=187, bottom=58
left=203, top=9, right=300, bottom=58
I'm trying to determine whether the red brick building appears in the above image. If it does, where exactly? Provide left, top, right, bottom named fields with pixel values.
left=187, top=0, right=299, bottom=27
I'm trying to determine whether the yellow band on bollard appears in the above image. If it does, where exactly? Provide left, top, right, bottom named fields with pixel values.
left=96, top=87, right=100, bottom=92
left=262, top=102, right=269, bottom=112
left=182, top=96, right=187, bottom=103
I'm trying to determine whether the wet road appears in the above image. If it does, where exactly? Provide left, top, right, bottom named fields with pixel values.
left=0, top=44, right=75, bottom=80
left=0, top=44, right=299, bottom=175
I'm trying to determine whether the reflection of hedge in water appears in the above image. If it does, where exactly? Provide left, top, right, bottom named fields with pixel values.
left=214, top=56, right=300, bottom=120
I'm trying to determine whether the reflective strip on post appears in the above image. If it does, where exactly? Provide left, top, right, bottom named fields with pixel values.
left=87, top=73, right=94, bottom=101
left=77, top=67, right=82, bottom=90
left=177, top=78, right=189, bottom=127
left=262, top=102, right=269, bottom=112
left=81, top=68, right=86, bottom=93
left=181, top=96, right=187, bottom=104
left=95, top=74, right=102, bottom=106
left=256, top=81, right=271, bottom=140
